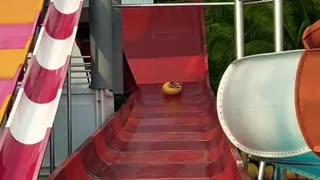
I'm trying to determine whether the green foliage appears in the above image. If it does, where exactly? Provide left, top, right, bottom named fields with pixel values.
left=205, top=0, right=320, bottom=92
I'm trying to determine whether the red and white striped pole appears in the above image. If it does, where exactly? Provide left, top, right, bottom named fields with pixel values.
left=0, top=0, right=83, bottom=179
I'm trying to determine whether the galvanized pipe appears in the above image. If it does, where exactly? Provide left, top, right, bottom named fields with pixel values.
left=273, top=1, right=285, bottom=178
left=71, top=69, right=91, bottom=73
left=113, top=2, right=234, bottom=7
left=274, top=0, right=283, bottom=52
left=26, top=55, right=91, bottom=60
left=67, top=62, right=72, bottom=155
left=71, top=76, right=91, bottom=79
left=257, top=161, right=266, bottom=180
left=235, top=0, right=245, bottom=59
left=49, top=128, right=55, bottom=173
left=70, top=63, right=91, bottom=67
left=71, top=55, right=91, bottom=58
left=251, top=155, right=320, bottom=166
left=112, top=0, right=272, bottom=7
left=100, top=90, right=105, bottom=125
left=245, top=0, right=273, bottom=5
left=71, top=82, right=91, bottom=85
left=95, top=90, right=100, bottom=129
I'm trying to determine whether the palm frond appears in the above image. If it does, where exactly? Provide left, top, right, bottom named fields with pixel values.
left=245, top=40, right=274, bottom=55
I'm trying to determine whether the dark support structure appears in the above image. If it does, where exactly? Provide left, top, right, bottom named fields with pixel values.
left=112, top=0, right=124, bottom=94
left=89, top=0, right=124, bottom=93
left=89, top=0, right=113, bottom=89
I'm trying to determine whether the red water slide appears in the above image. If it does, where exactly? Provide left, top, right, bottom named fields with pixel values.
left=48, top=6, right=247, bottom=180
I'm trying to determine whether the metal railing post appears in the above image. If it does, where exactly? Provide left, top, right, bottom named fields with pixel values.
left=67, top=60, right=72, bottom=155
left=274, top=0, right=284, bottom=52
left=273, top=0, right=286, bottom=177
left=95, top=90, right=101, bottom=129
left=235, top=0, right=244, bottom=59
left=253, top=0, right=283, bottom=176
left=257, top=161, right=266, bottom=180
left=49, top=127, right=55, bottom=173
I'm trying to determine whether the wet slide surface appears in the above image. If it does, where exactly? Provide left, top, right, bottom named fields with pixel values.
left=50, top=82, right=243, bottom=179
left=0, top=0, right=44, bottom=122
left=49, top=5, right=246, bottom=180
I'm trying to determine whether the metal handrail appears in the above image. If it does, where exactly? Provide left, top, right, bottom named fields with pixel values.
left=70, top=82, right=91, bottom=85
left=71, top=76, right=91, bottom=79
left=26, top=55, right=91, bottom=60
left=114, top=2, right=234, bottom=7
left=17, top=61, right=92, bottom=88
left=71, top=56, right=91, bottom=59
left=112, top=0, right=273, bottom=7
left=71, top=69, right=91, bottom=73
left=246, top=0, right=273, bottom=5
left=71, top=63, right=91, bottom=67
left=251, top=156, right=320, bottom=166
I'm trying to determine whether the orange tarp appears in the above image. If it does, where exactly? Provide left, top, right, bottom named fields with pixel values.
left=0, top=0, right=44, bottom=24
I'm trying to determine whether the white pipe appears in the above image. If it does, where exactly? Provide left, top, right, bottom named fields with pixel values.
left=113, top=0, right=273, bottom=7
left=274, top=0, right=284, bottom=52
left=113, top=2, right=234, bottom=7
left=258, top=161, right=266, bottom=180
left=235, top=0, right=245, bottom=59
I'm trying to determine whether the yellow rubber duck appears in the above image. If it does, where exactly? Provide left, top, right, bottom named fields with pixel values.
left=162, top=81, right=182, bottom=95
